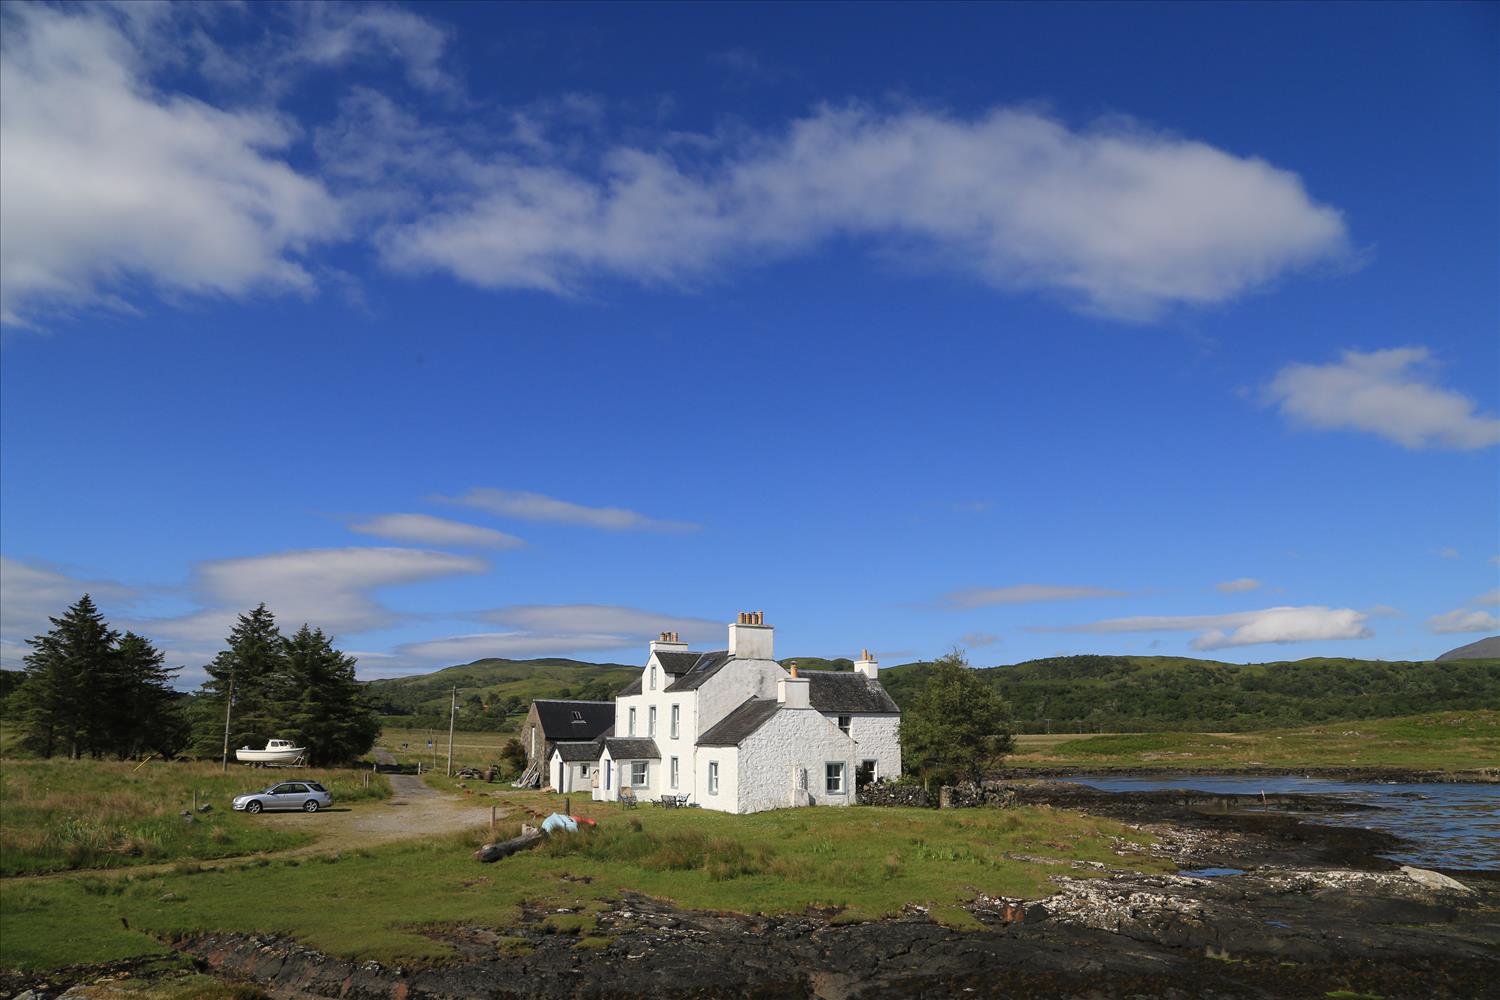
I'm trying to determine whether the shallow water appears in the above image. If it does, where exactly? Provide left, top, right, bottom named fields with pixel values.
left=1065, top=774, right=1500, bottom=870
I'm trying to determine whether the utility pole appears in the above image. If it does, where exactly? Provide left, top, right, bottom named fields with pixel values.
left=446, top=685, right=457, bottom=777
left=220, top=675, right=235, bottom=773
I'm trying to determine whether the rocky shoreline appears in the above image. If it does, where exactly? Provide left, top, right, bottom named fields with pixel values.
left=991, top=764, right=1500, bottom=783
left=12, top=782, right=1499, bottom=1000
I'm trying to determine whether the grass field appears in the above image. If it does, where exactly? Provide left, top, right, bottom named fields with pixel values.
left=378, top=725, right=517, bottom=773
left=0, top=790, right=1164, bottom=971
left=0, top=759, right=391, bottom=876
left=1006, top=711, right=1500, bottom=772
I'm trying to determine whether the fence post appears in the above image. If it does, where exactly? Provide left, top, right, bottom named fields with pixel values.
left=490, top=805, right=497, bottom=839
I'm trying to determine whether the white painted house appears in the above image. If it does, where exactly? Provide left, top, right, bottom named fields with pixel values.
left=565, top=611, right=901, bottom=814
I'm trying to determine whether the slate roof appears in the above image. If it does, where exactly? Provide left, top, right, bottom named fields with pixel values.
left=603, top=737, right=660, bottom=760
left=551, top=741, right=603, bottom=762
left=618, top=676, right=642, bottom=696
left=697, top=698, right=783, bottom=746
left=804, top=671, right=900, bottom=714
left=532, top=700, right=616, bottom=740
left=653, top=650, right=702, bottom=674
left=663, top=650, right=734, bottom=692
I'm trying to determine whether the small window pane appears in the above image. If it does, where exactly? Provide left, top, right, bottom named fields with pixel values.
left=631, top=761, right=648, bottom=786
left=649, top=706, right=657, bottom=736
left=825, top=763, right=844, bottom=794
left=708, top=761, right=719, bottom=794
left=838, top=715, right=851, bottom=734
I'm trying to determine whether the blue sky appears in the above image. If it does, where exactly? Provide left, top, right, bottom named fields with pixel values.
left=1, top=1, right=1496, bottom=684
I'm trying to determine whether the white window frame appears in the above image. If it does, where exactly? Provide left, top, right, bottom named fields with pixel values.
left=670, top=704, right=680, bottom=739
left=670, top=756, right=679, bottom=788
left=859, top=758, right=878, bottom=784
left=837, top=715, right=851, bottom=735
left=628, top=707, right=636, bottom=735
left=579, top=763, right=591, bottom=778
left=707, top=760, right=719, bottom=795
left=650, top=665, right=657, bottom=690
left=630, top=760, right=649, bottom=787
left=649, top=706, right=657, bottom=736
left=825, top=762, right=845, bottom=794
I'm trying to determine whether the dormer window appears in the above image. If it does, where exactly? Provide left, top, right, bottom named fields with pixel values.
left=572, top=710, right=583, bottom=723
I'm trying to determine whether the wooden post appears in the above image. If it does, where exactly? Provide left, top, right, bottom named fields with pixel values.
left=193, top=789, right=198, bottom=813
left=490, top=805, right=497, bottom=839
left=446, top=685, right=457, bottom=778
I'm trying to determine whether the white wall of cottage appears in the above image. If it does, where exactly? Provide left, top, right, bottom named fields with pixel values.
left=732, top=708, right=856, bottom=814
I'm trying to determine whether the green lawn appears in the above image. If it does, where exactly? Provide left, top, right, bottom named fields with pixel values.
left=0, top=758, right=390, bottom=875
left=1007, top=711, right=1500, bottom=772
left=378, top=725, right=518, bottom=774
left=0, top=795, right=1164, bottom=971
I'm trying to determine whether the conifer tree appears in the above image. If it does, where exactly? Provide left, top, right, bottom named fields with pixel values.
left=195, top=604, right=289, bottom=756
left=113, top=631, right=184, bottom=758
left=282, top=624, right=380, bottom=764
left=18, top=594, right=118, bottom=758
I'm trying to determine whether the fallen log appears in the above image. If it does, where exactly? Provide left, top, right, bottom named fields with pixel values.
left=473, top=828, right=543, bottom=863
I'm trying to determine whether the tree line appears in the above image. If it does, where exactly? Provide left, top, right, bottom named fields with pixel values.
left=11, top=596, right=379, bottom=765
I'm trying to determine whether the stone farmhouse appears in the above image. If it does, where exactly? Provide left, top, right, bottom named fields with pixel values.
left=519, top=698, right=615, bottom=785
left=547, top=612, right=901, bottom=814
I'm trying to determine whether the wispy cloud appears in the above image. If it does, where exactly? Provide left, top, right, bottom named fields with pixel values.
left=0, top=3, right=343, bottom=326
left=378, top=104, right=1350, bottom=321
left=129, top=547, right=487, bottom=646
left=1427, top=590, right=1500, bottom=634
left=960, top=631, right=1002, bottom=648
left=1033, top=605, right=1373, bottom=651
left=477, top=604, right=720, bottom=642
left=436, top=488, right=699, bottom=533
left=1433, top=547, right=1461, bottom=560
left=1215, top=577, right=1262, bottom=594
left=1266, top=348, right=1500, bottom=451
left=0, top=556, right=142, bottom=661
left=943, top=584, right=1127, bottom=609
left=350, top=513, right=524, bottom=550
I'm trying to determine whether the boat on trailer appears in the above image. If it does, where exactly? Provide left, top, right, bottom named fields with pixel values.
left=235, top=739, right=306, bottom=766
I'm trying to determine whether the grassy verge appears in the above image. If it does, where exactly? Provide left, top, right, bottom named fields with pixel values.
left=0, top=759, right=391, bottom=875
left=1005, top=711, right=1500, bottom=772
left=0, top=797, right=1164, bottom=971
left=378, top=726, right=518, bottom=774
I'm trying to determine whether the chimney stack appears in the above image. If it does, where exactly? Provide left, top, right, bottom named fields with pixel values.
left=854, top=648, right=879, bottom=681
left=649, top=630, right=689, bottom=655
left=777, top=662, right=810, bottom=709
left=728, top=610, right=773, bottom=660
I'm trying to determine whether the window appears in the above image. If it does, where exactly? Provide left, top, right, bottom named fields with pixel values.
left=579, top=764, right=591, bottom=778
left=837, top=715, right=851, bottom=735
left=670, top=756, right=679, bottom=788
left=605, top=762, right=611, bottom=790
left=529, top=726, right=536, bottom=757
left=825, top=763, right=845, bottom=794
left=629, top=707, right=636, bottom=735
left=857, top=759, right=877, bottom=786
left=648, top=706, right=657, bottom=736
left=572, top=710, right=583, bottom=722
left=670, top=704, right=680, bottom=739
left=650, top=665, right=657, bottom=690
left=630, top=761, right=648, bottom=787
left=707, top=761, right=719, bottom=795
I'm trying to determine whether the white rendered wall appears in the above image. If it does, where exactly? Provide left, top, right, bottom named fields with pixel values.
left=694, top=658, right=787, bottom=736
left=828, top=713, right=902, bottom=782
left=694, top=745, right=739, bottom=812
left=735, top=709, right=856, bottom=815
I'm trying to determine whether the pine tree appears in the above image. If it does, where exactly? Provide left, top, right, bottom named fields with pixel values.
left=18, top=594, right=118, bottom=758
left=281, top=624, right=380, bottom=765
left=113, top=632, right=184, bottom=758
left=194, top=604, right=289, bottom=758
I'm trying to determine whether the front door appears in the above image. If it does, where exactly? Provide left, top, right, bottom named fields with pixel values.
left=557, top=761, right=564, bottom=791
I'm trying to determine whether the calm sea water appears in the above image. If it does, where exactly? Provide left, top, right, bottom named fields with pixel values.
left=1064, top=774, right=1500, bottom=871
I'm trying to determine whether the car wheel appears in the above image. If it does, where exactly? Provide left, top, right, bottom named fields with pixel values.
left=303, top=799, right=320, bottom=813
left=246, top=800, right=263, bottom=814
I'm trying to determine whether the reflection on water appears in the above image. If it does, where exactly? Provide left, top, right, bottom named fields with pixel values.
left=1065, top=775, right=1500, bottom=870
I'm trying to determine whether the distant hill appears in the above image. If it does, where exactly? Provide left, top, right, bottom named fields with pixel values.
left=1436, top=636, right=1500, bottom=661
left=364, top=657, right=637, bottom=731
left=879, top=653, right=1500, bottom=732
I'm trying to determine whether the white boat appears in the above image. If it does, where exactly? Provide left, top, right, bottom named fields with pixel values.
left=235, top=739, right=306, bottom=766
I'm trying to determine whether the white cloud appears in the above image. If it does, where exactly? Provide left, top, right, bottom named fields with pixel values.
left=478, top=604, right=720, bottom=643
left=284, top=5, right=457, bottom=95
left=436, top=488, right=699, bottom=532
left=128, top=546, right=487, bottom=646
left=377, top=104, right=1349, bottom=320
left=944, top=584, right=1127, bottom=609
left=1427, top=608, right=1500, bottom=635
left=1215, top=577, right=1262, bottom=594
left=1035, top=605, right=1373, bottom=651
left=0, top=3, right=343, bottom=325
left=1266, top=348, right=1500, bottom=451
left=1434, top=547, right=1461, bottom=560
left=1474, top=590, right=1500, bottom=607
left=960, top=632, right=1002, bottom=648
left=350, top=513, right=524, bottom=550
left=0, top=556, right=141, bottom=645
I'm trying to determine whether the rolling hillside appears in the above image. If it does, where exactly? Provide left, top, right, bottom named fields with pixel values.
left=879, top=654, right=1500, bottom=732
left=363, top=657, right=638, bottom=731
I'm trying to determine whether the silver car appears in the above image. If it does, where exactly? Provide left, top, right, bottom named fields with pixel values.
left=232, top=780, right=332, bottom=814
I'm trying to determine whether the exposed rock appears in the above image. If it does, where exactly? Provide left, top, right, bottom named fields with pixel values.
left=1400, top=864, right=1474, bottom=893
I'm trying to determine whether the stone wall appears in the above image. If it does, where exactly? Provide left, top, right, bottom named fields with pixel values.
left=857, top=780, right=1019, bottom=809
left=857, top=781, right=930, bottom=808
